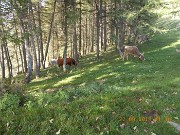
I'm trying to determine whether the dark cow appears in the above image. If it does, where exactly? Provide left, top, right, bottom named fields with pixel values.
left=57, top=57, right=77, bottom=67
left=136, top=34, right=148, bottom=44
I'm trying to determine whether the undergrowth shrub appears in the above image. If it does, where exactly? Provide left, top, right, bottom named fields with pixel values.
left=0, top=93, right=20, bottom=110
left=0, top=78, right=26, bottom=107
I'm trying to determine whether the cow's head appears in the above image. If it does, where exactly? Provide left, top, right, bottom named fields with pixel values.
left=139, top=53, right=145, bottom=61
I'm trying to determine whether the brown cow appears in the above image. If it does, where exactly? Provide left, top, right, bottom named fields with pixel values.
left=57, top=57, right=77, bottom=67
left=122, top=45, right=145, bottom=61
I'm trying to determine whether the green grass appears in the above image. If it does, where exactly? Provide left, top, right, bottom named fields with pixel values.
left=0, top=29, right=180, bottom=134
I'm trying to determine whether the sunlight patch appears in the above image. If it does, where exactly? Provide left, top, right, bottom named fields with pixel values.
left=89, top=66, right=99, bottom=72
left=171, top=77, right=180, bottom=84
left=53, top=74, right=81, bottom=87
left=161, top=40, right=180, bottom=50
left=96, top=73, right=115, bottom=80
left=124, top=61, right=132, bottom=65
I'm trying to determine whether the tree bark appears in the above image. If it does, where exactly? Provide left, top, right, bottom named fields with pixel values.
left=13, top=0, right=33, bottom=83
left=95, top=0, right=100, bottom=61
left=79, top=0, right=82, bottom=54
left=3, top=41, right=12, bottom=78
left=103, top=2, right=107, bottom=52
left=37, top=2, right=44, bottom=69
left=73, top=0, right=78, bottom=62
left=0, top=41, right=5, bottom=78
left=43, top=0, right=57, bottom=68
left=29, top=0, right=40, bottom=78
left=90, top=2, right=95, bottom=52
left=63, top=0, right=68, bottom=72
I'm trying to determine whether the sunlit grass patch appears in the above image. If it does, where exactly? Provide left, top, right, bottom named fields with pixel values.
left=53, top=74, right=82, bottom=87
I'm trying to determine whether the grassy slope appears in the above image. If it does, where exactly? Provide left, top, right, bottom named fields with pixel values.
left=0, top=29, right=180, bottom=134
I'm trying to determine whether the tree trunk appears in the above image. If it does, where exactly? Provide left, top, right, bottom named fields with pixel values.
left=55, top=30, right=60, bottom=57
left=115, top=1, right=124, bottom=57
left=91, top=3, right=95, bottom=52
left=96, top=0, right=100, bottom=61
left=79, top=0, right=82, bottom=54
left=0, top=41, right=5, bottom=78
left=3, top=41, right=12, bottom=78
left=21, top=33, right=27, bottom=73
left=100, top=0, right=103, bottom=51
left=19, top=18, right=33, bottom=83
left=103, top=2, right=107, bottom=52
left=73, top=24, right=78, bottom=61
left=43, top=0, right=57, bottom=68
left=29, top=0, right=40, bottom=78
left=85, top=17, right=88, bottom=55
left=52, top=31, right=55, bottom=58
left=37, top=2, right=44, bottom=69
left=63, top=0, right=68, bottom=72
left=18, top=44, right=24, bottom=73
left=14, top=44, right=20, bottom=73
left=72, top=0, right=78, bottom=63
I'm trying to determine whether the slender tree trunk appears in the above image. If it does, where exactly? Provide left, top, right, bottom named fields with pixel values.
left=100, top=0, right=103, bottom=51
left=21, top=23, right=33, bottom=83
left=18, top=44, right=24, bottom=73
left=29, top=0, right=40, bottom=78
left=96, top=0, right=100, bottom=61
left=119, top=1, right=125, bottom=47
left=21, top=29, right=27, bottom=73
left=115, top=2, right=124, bottom=57
left=79, top=0, right=82, bottom=54
left=82, top=30, right=85, bottom=55
left=119, top=20, right=125, bottom=46
left=55, top=30, right=60, bottom=57
left=63, top=0, right=68, bottom=72
left=1, top=24, right=12, bottom=78
left=14, top=44, right=20, bottom=73
left=73, top=24, right=78, bottom=61
left=88, top=15, right=91, bottom=53
left=43, top=0, right=57, bottom=68
left=91, top=3, right=95, bottom=52
left=52, top=30, right=55, bottom=58
left=0, top=41, right=5, bottom=78
left=85, top=17, right=88, bottom=55
left=37, top=2, right=44, bottom=69
left=3, top=40, right=12, bottom=78
left=14, top=14, right=20, bottom=73
left=72, top=0, right=78, bottom=62
left=103, top=2, right=107, bottom=51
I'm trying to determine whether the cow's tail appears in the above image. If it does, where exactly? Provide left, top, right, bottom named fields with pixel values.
left=72, top=58, right=77, bottom=66
left=120, top=45, right=125, bottom=53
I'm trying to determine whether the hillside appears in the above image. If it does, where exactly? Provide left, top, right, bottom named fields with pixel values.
left=0, top=29, right=180, bottom=134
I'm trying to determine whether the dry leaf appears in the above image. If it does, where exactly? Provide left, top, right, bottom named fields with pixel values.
left=56, top=129, right=61, bottom=135
left=133, top=126, right=137, bottom=130
left=151, top=132, right=156, bottom=135
left=174, top=117, right=179, bottom=120
left=49, top=119, right=54, bottom=123
left=120, top=123, right=125, bottom=128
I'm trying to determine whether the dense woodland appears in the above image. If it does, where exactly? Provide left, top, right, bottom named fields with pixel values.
left=0, top=0, right=179, bottom=83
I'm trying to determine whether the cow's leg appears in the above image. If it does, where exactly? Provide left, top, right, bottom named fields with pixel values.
left=122, top=54, right=125, bottom=61
left=126, top=55, right=128, bottom=60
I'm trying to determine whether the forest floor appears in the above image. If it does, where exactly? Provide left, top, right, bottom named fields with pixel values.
left=0, top=28, right=180, bottom=134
